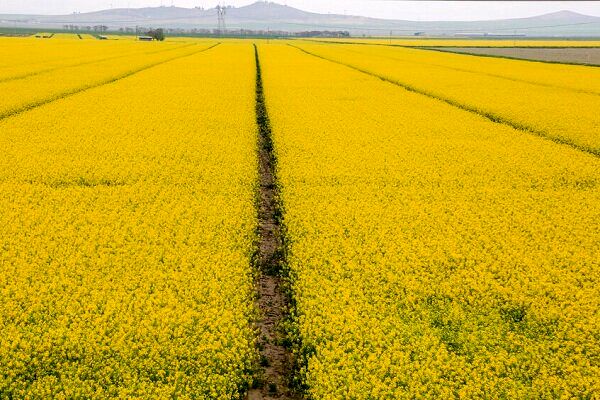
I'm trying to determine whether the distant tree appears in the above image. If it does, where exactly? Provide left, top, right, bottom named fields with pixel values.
left=146, top=28, right=165, bottom=41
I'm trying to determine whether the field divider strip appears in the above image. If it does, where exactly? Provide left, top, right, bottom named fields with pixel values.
left=0, top=43, right=220, bottom=123
left=0, top=42, right=197, bottom=84
left=248, top=43, right=301, bottom=400
left=289, top=43, right=600, bottom=159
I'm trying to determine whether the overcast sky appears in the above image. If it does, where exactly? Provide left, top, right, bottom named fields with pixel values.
left=1, top=1, right=600, bottom=21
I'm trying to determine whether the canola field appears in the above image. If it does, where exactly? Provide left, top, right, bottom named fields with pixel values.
left=0, top=40, right=258, bottom=398
left=261, top=44, right=599, bottom=399
left=0, top=36, right=598, bottom=399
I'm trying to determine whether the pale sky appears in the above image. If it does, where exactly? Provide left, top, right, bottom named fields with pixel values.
left=1, top=0, right=600, bottom=21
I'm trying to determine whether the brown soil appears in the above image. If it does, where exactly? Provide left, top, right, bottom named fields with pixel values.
left=247, top=44, right=301, bottom=400
left=432, top=47, right=600, bottom=66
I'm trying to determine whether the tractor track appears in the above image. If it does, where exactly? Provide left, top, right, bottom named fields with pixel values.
left=247, top=43, right=301, bottom=400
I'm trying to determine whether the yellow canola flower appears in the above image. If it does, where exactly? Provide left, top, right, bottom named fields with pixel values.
left=0, top=38, right=210, bottom=119
left=0, top=42, right=258, bottom=398
left=260, top=43, right=600, bottom=399
left=292, top=41, right=600, bottom=154
left=0, top=37, right=191, bottom=81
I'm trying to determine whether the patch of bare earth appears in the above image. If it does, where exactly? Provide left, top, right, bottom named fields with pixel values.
left=247, top=44, right=301, bottom=400
left=432, top=47, right=600, bottom=66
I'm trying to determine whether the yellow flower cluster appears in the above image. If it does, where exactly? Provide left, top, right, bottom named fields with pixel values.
left=260, top=43, right=600, bottom=399
left=2, top=35, right=598, bottom=399
left=293, top=42, right=600, bottom=154
left=0, top=42, right=259, bottom=398
left=0, top=37, right=206, bottom=119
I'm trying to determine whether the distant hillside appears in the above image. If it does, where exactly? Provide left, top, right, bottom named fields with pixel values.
left=1, top=2, right=600, bottom=36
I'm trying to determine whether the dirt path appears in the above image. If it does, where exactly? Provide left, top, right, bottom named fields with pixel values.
left=247, top=44, right=300, bottom=400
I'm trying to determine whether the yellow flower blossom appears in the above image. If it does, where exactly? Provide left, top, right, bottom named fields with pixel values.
left=260, top=43, right=600, bottom=399
left=292, top=41, right=600, bottom=154
left=0, top=42, right=258, bottom=398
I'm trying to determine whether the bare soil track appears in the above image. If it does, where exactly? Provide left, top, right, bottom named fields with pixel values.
left=248, top=44, right=301, bottom=400
left=429, top=47, right=600, bottom=67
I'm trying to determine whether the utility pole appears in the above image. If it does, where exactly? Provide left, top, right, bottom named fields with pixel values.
left=216, top=5, right=226, bottom=36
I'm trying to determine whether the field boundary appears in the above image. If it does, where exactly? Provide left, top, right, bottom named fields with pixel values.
left=0, top=43, right=219, bottom=123
left=248, top=44, right=302, bottom=400
left=288, top=43, right=600, bottom=158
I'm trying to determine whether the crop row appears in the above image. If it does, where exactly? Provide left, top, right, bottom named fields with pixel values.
left=0, top=43, right=258, bottom=398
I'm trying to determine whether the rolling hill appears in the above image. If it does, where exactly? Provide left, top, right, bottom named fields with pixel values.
left=1, top=2, right=600, bottom=36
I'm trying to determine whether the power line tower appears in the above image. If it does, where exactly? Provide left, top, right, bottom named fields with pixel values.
left=216, top=5, right=226, bottom=36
